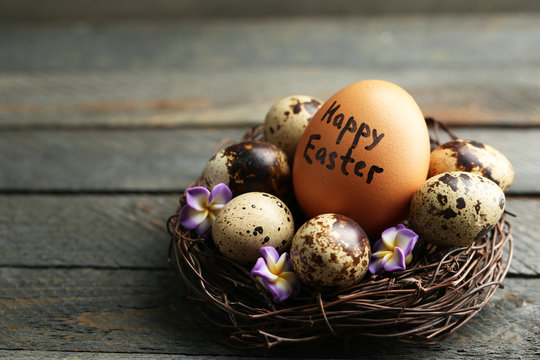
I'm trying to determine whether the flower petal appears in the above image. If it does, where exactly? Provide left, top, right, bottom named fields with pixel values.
left=259, top=246, right=280, bottom=265
left=369, top=256, right=386, bottom=275
left=381, top=226, right=400, bottom=250
left=179, top=205, right=207, bottom=230
left=371, top=238, right=384, bottom=253
left=195, top=216, right=213, bottom=236
left=384, top=246, right=407, bottom=272
left=405, top=252, right=413, bottom=265
left=185, top=187, right=210, bottom=211
left=269, top=252, right=288, bottom=275
left=251, top=258, right=279, bottom=282
left=281, top=271, right=301, bottom=296
left=265, top=278, right=293, bottom=303
left=372, top=250, right=393, bottom=259
left=208, top=183, right=233, bottom=207
left=395, top=228, right=419, bottom=257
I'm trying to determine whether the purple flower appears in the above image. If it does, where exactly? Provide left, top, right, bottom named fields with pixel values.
left=178, top=183, right=232, bottom=237
left=369, top=224, right=419, bottom=275
left=251, top=247, right=301, bottom=303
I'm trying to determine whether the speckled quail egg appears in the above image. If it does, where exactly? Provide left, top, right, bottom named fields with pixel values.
left=429, top=139, right=514, bottom=191
left=212, top=192, right=295, bottom=263
left=290, top=213, right=371, bottom=290
left=202, top=140, right=291, bottom=199
left=264, top=95, right=322, bottom=161
left=409, top=171, right=505, bottom=247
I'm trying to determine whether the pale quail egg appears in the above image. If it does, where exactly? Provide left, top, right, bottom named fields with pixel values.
left=264, top=95, right=322, bottom=161
left=409, top=171, right=505, bottom=247
left=212, top=192, right=295, bottom=263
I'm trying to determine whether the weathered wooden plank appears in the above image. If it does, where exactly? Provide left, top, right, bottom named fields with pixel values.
left=0, top=127, right=536, bottom=194
left=1, top=67, right=538, bottom=128
left=2, top=1, right=540, bottom=21
left=502, top=197, right=540, bottom=276
left=0, top=128, right=243, bottom=191
left=0, top=268, right=537, bottom=358
left=0, top=196, right=537, bottom=275
left=1, top=352, right=238, bottom=360
left=0, top=15, right=539, bottom=128
left=0, top=195, right=177, bottom=269
left=2, top=16, right=539, bottom=72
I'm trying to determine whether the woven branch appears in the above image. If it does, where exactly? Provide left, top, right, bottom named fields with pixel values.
left=168, top=118, right=514, bottom=349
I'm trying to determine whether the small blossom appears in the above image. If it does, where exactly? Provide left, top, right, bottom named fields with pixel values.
left=369, top=224, right=419, bottom=275
left=251, top=247, right=301, bottom=303
left=178, top=183, right=232, bottom=237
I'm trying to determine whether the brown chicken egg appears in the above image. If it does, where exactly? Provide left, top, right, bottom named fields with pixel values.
left=429, top=139, right=514, bottom=191
left=293, top=80, right=431, bottom=239
left=290, top=213, right=371, bottom=290
left=202, top=140, right=291, bottom=198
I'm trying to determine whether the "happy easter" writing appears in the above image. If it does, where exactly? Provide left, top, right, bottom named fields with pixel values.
left=302, top=100, right=385, bottom=184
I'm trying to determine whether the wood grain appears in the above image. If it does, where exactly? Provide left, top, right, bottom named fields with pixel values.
left=2, top=16, right=539, bottom=72
left=0, top=128, right=242, bottom=192
left=0, top=127, right=536, bottom=194
left=0, top=15, right=539, bottom=128
left=1, top=68, right=538, bottom=128
left=0, top=195, right=177, bottom=269
left=0, top=268, right=537, bottom=358
left=0, top=196, right=536, bottom=275
left=2, top=0, right=540, bottom=21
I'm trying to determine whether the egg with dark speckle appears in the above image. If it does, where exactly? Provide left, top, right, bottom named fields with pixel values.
left=264, top=95, right=322, bottom=161
left=212, top=192, right=295, bottom=263
left=409, top=171, right=505, bottom=247
left=202, top=140, right=291, bottom=198
left=290, top=213, right=371, bottom=290
left=429, top=139, right=514, bottom=191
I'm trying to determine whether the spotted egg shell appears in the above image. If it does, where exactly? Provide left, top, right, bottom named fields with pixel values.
left=429, top=139, right=514, bottom=191
left=212, top=192, right=295, bottom=264
left=409, top=171, right=505, bottom=247
left=290, top=213, right=371, bottom=290
left=264, top=95, right=322, bottom=161
left=202, top=140, right=291, bottom=198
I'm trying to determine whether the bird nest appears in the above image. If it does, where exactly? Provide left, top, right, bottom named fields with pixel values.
left=167, top=118, right=513, bottom=349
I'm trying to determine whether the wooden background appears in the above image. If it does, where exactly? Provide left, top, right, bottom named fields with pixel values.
left=0, top=3, right=539, bottom=359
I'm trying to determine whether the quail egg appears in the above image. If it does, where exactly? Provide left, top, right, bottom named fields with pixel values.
left=212, top=192, right=295, bottom=263
left=264, top=95, right=322, bottom=161
left=202, top=140, right=291, bottom=198
left=290, top=213, right=371, bottom=290
left=429, top=139, right=514, bottom=191
left=409, top=171, right=505, bottom=247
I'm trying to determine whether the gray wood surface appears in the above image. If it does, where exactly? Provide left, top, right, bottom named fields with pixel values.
left=1, top=15, right=539, bottom=128
left=0, top=268, right=537, bottom=358
left=1, top=68, right=538, bottom=128
left=2, top=0, right=540, bottom=22
left=0, top=127, right=537, bottom=194
left=0, top=195, right=176, bottom=269
left=0, top=195, right=536, bottom=276
left=1, top=12, right=538, bottom=360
